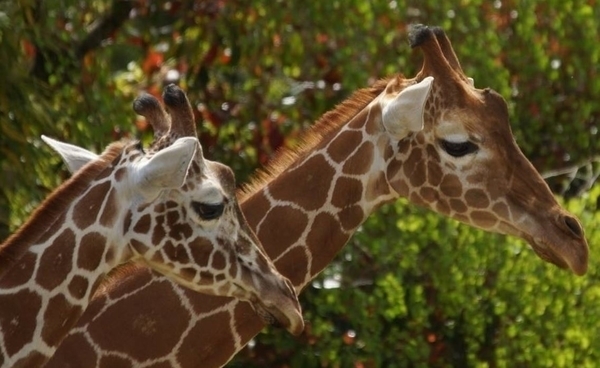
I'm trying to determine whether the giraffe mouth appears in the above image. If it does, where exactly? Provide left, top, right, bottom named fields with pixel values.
left=529, top=238, right=570, bottom=270
left=526, top=232, right=588, bottom=276
left=232, top=281, right=304, bottom=336
left=251, top=299, right=305, bottom=336
left=502, top=208, right=588, bottom=276
left=253, top=302, right=287, bottom=328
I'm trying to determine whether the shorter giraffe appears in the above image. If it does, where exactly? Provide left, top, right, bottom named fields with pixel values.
left=0, top=85, right=303, bottom=368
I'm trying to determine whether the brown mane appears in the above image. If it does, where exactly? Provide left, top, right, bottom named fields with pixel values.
left=239, top=78, right=392, bottom=201
left=0, top=141, right=128, bottom=274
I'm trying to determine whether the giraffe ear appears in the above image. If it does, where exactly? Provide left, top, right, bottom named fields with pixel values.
left=134, top=137, right=198, bottom=192
left=381, top=76, right=434, bottom=139
left=41, top=135, right=99, bottom=173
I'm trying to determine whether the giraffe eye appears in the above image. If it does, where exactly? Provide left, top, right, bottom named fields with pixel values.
left=191, top=201, right=224, bottom=220
left=440, top=140, right=478, bottom=157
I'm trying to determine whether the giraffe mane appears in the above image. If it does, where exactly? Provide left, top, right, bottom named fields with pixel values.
left=239, top=77, right=393, bottom=201
left=0, top=140, right=129, bottom=275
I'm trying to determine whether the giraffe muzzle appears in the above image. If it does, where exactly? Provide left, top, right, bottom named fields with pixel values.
left=526, top=214, right=589, bottom=276
left=250, top=278, right=305, bottom=336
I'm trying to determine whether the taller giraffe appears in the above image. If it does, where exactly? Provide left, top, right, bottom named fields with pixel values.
left=48, top=26, right=588, bottom=367
left=0, top=85, right=303, bottom=368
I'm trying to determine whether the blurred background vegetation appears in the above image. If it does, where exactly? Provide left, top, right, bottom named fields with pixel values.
left=1, top=0, right=599, bottom=367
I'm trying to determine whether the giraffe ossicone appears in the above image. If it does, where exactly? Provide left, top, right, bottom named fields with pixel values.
left=47, top=25, right=588, bottom=368
left=0, top=85, right=303, bottom=368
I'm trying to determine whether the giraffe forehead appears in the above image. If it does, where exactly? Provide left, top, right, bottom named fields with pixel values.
left=420, top=81, right=488, bottom=124
left=186, top=166, right=231, bottom=201
left=206, top=161, right=237, bottom=193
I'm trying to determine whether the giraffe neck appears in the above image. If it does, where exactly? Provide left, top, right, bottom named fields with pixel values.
left=244, top=106, right=399, bottom=288
left=0, top=143, right=131, bottom=367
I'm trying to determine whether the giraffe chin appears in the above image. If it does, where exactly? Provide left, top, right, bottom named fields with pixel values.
left=251, top=300, right=305, bottom=336
left=527, top=236, right=588, bottom=276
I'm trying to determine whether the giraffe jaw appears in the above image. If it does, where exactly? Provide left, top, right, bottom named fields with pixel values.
left=251, top=297, right=305, bottom=336
left=235, top=278, right=305, bottom=336
left=528, top=237, right=588, bottom=276
left=524, top=228, right=589, bottom=276
left=498, top=207, right=589, bottom=276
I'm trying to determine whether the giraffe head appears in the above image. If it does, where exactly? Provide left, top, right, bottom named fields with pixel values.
left=378, top=25, right=588, bottom=274
left=43, top=85, right=304, bottom=335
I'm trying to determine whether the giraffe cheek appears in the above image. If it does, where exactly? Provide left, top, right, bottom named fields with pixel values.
left=409, top=191, right=427, bottom=207
left=419, top=187, right=438, bottom=205
left=440, top=174, right=463, bottom=198
left=403, top=150, right=426, bottom=188
left=391, top=179, right=410, bottom=197
left=152, top=217, right=166, bottom=244
left=469, top=210, right=499, bottom=229
left=464, top=188, right=491, bottom=209
left=449, top=199, right=468, bottom=214
left=211, top=249, right=227, bottom=271
left=132, top=213, right=152, bottom=237
left=409, top=163, right=427, bottom=188
left=491, top=202, right=511, bottom=221
left=426, top=159, right=443, bottom=187
left=163, top=241, right=191, bottom=264
left=189, top=238, right=214, bottom=268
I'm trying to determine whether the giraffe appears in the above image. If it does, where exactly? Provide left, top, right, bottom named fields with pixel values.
left=0, top=85, right=304, bottom=368
left=46, top=25, right=588, bottom=368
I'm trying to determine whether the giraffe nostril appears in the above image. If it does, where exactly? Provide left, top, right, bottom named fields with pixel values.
left=563, top=216, right=583, bottom=238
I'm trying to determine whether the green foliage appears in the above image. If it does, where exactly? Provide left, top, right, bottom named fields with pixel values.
left=0, top=0, right=598, bottom=366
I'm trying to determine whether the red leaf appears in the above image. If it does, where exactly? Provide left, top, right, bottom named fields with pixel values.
left=142, top=50, right=163, bottom=75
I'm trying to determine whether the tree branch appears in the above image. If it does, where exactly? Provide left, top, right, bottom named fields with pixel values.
left=542, top=157, right=600, bottom=197
left=27, top=0, right=133, bottom=82
left=75, top=1, right=133, bottom=59
left=541, top=157, right=600, bottom=179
